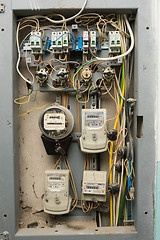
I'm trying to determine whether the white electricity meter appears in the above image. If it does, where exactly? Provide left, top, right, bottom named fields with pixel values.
left=39, top=104, right=74, bottom=140
left=80, top=109, right=107, bottom=153
left=43, top=170, right=72, bottom=215
left=82, top=170, right=107, bottom=202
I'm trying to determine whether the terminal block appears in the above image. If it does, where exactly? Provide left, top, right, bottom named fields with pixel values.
left=82, top=170, right=107, bottom=202
left=109, top=31, right=121, bottom=54
left=43, top=170, right=72, bottom=215
left=30, top=31, right=42, bottom=54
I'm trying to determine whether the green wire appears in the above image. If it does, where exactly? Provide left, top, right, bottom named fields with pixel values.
left=116, top=14, right=127, bottom=226
left=116, top=14, right=125, bottom=124
left=76, top=85, right=93, bottom=104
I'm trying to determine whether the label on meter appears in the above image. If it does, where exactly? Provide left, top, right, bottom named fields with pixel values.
left=85, top=112, right=104, bottom=128
left=83, top=182, right=106, bottom=195
left=44, top=113, right=65, bottom=130
left=48, top=174, right=65, bottom=192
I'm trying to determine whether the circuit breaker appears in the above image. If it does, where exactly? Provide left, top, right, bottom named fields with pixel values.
left=90, top=31, right=96, bottom=53
left=109, top=31, right=121, bottom=54
left=82, top=170, right=107, bottom=202
left=30, top=31, right=42, bottom=54
left=80, top=109, right=107, bottom=153
left=43, top=170, right=72, bottom=215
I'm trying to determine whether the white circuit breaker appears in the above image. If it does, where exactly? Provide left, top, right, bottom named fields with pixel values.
left=83, top=31, right=89, bottom=54
left=30, top=31, right=42, bottom=54
left=80, top=109, right=107, bottom=153
left=51, top=32, right=63, bottom=54
left=82, top=170, right=107, bottom=202
left=90, top=31, right=96, bottom=53
left=62, top=31, right=69, bottom=53
left=57, top=32, right=63, bottom=53
left=51, top=32, right=58, bottom=52
left=43, top=170, right=72, bottom=215
left=51, top=31, right=68, bottom=54
left=109, top=31, right=121, bottom=54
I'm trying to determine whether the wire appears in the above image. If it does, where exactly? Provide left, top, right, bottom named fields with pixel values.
left=117, top=174, right=127, bottom=225
left=47, top=83, right=67, bottom=91
left=18, top=104, right=50, bottom=117
left=76, top=85, right=93, bottom=104
left=21, top=0, right=88, bottom=24
left=14, top=85, right=33, bottom=105
left=96, top=15, right=134, bottom=61
left=16, top=22, right=33, bottom=86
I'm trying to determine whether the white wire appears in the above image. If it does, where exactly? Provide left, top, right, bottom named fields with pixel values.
left=115, top=108, right=126, bottom=226
left=115, top=159, right=124, bottom=226
left=98, top=211, right=102, bottom=227
left=96, top=15, right=134, bottom=61
left=21, top=0, right=88, bottom=24
left=25, top=48, right=35, bottom=84
left=51, top=58, right=80, bottom=67
left=16, top=22, right=33, bottom=85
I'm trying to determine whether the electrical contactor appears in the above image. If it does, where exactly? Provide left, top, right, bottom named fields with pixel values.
left=80, top=109, right=107, bottom=153
left=82, top=170, right=107, bottom=202
left=43, top=170, right=72, bottom=215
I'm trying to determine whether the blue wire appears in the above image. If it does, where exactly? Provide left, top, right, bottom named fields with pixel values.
left=18, top=83, right=34, bottom=97
left=43, top=49, right=50, bottom=53
left=131, top=201, right=133, bottom=221
left=20, top=33, right=74, bottom=51
left=127, top=160, right=131, bottom=221
left=74, top=58, right=97, bottom=90
left=127, top=160, right=134, bottom=223
left=28, top=83, right=34, bottom=95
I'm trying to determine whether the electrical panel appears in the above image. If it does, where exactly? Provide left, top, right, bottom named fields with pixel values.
left=80, top=109, right=107, bottom=153
left=82, top=170, right=107, bottom=202
left=15, top=8, right=136, bottom=230
left=43, top=170, right=72, bottom=215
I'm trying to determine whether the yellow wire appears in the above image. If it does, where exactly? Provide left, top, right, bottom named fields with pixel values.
left=19, top=104, right=50, bottom=117
left=109, top=59, right=125, bottom=227
left=14, top=94, right=31, bottom=105
left=124, top=200, right=127, bottom=226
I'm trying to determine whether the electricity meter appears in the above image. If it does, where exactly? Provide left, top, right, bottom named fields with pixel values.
left=39, top=104, right=74, bottom=155
left=82, top=170, right=107, bottom=202
left=43, top=170, right=72, bottom=215
left=80, top=109, right=107, bottom=153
